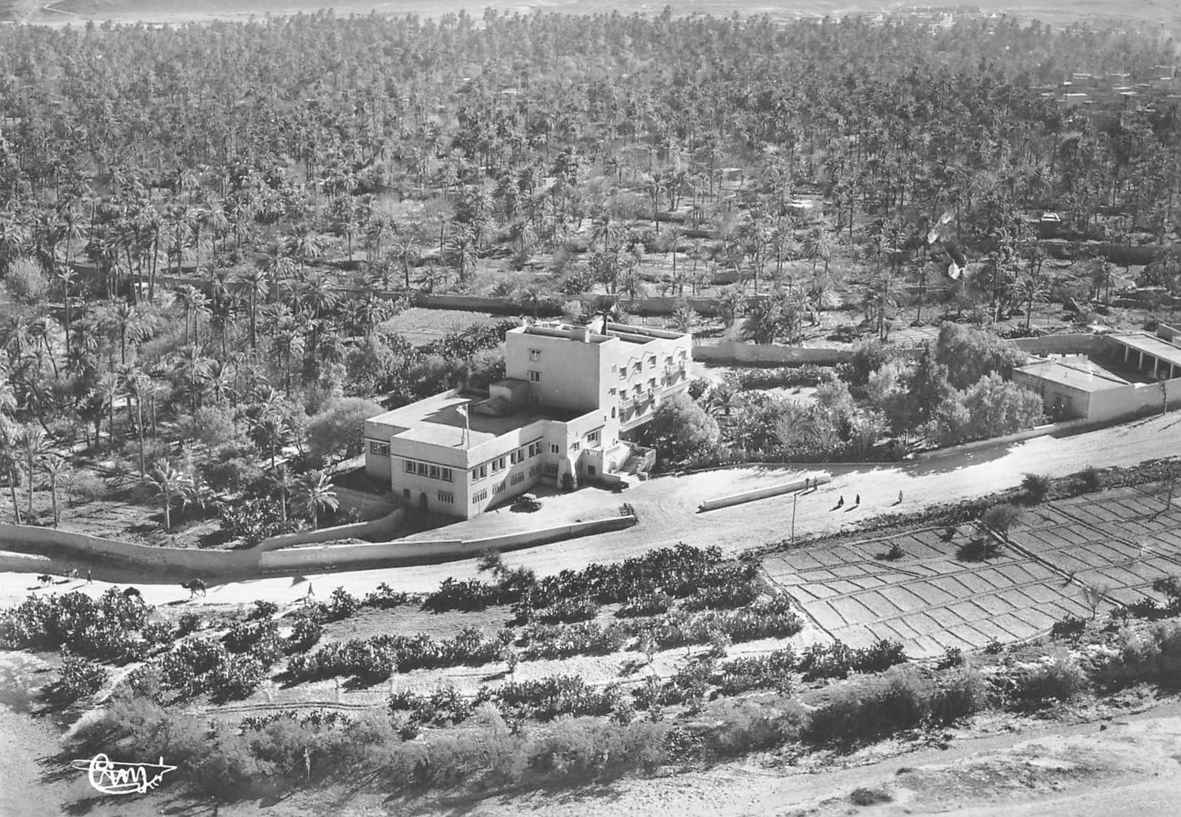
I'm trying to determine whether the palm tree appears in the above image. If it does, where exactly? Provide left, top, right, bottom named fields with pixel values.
left=0, top=415, right=21, bottom=523
left=296, top=469, right=338, bottom=530
left=146, top=459, right=189, bottom=531
left=270, top=463, right=294, bottom=523
left=14, top=424, right=50, bottom=519
left=40, top=453, right=67, bottom=527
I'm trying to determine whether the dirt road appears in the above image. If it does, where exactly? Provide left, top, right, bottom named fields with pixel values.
left=0, top=411, right=1177, bottom=608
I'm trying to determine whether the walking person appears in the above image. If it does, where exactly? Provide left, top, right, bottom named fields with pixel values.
left=836, top=495, right=845, bottom=509
left=854, top=493, right=861, bottom=506
left=86, top=569, right=92, bottom=584
left=897, top=490, right=903, bottom=505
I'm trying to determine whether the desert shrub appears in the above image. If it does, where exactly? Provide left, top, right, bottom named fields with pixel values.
left=528, top=717, right=668, bottom=782
left=160, top=637, right=231, bottom=696
left=0, top=588, right=151, bottom=660
left=936, top=647, right=965, bottom=669
left=1005, top=653, right=1089, bottom=708
left=715, top=648, right=796, bottom=695
left=1021, top=473, right=1052, bottom=503
left=249, top=600, right=279, bottom=620
left=642, top=595, right=803, bottom=650
left=388, top=685, right=479, bottom=727
left=209, top=654, right=267, bottom=701
left=661, top=656, right=717, bottom=709
left=850, top=787, right=893, bottom=806
left=176, top=612, right=202, bottom=636
left=1078, top=466, right=1102, bottom=492
left=363, top=583, right=412, bottom=609
left=325, top=587, right=360, bottom=621
left=855, top=638, right=908, bottom=673
left=1152, top=576, right=1181, bottom=612
left=285, top=615, right=323, bottom=654
left=529, top=596, right=599, bottom=625
left=223, top=619, right=283, bottom=665
left=519, top=621, right=630, bottom=660
left=422, top=577, right=501, bottom=612
left=616, top=591, right=674, bottom=618
left=929, top=668, right=990, bottom=725
left=804, top=666, right=936, bottom=745
left=496, top=675, right=622, bottom=722
left=699, top=698, right=808, bottom=758
left=797, top=639, right=904, bottom=680
left=1050, top=615, right=1087, bottom=640
left=981, top=502, right=1023, bottom=536
left=45, top=654, right=108, bottom=704
left=680, top=581, right=761, bottom=611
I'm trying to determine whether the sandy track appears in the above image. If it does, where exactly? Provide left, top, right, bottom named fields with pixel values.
left=0, top=412, right=1177, bottom=609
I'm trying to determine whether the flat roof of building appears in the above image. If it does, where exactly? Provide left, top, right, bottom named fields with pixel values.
left=1107, top=332, right=1181, bottom=369
left=514, top=321, right=686, bottom=346
left=1015, top=356, right=1130, bottom=392
left=368, top=390, right=581, bottom=450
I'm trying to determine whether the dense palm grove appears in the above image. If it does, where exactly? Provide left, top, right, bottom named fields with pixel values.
left=0, top=11, right=1178, bottom=536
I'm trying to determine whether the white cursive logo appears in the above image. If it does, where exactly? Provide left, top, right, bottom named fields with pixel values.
left=70, top=754, right=177, bottom=795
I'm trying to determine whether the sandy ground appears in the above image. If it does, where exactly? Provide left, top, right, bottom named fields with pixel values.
left=2, top=409, right=1176, bottom=610
left=23, top=698, right=1174, bottom=817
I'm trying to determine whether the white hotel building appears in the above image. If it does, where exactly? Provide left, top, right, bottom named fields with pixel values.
left=363, top=320, right=693, bottom=519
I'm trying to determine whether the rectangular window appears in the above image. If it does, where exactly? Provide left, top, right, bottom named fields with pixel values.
left=440, top=468, right=453, bottom=483
left=528, top=370, right=541, bottom=382
left=529, top=348, right=541, bottom=361
left=619, top=368, right=627, bottom=380
left=550, top=444, right=560, bottom=454
left=472, top=489, right=488, bottom=504
left=369, top=441, right=390, bottom=457
left=437, top=491, right=454, bottom=504
left=632, top=361, right=641, bottom=374
left=428, top=464, right=440, bottom=480
left=495, top=480, right=506, bottom=494
left=648, top=355, right=656, bottom=368
left=479, top=465, right=487, bottom=478
left=571, top=441, right=581, bottom=452
left=491, top=456, right=505, bottom=471
left=665, top=356, right=672, bottom=367
left=404, top=459, right=415, bottom=473
left=648, top=378, right=656, bottom=392
left=587, top=429, right=600, bottom=445
left=511, top=472, right=525, bottom=485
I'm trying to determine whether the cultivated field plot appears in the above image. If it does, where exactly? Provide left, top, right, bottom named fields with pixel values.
left=764, top=483, right=1181, bottom=659
left=1006, top=483, right=1181, bottom=607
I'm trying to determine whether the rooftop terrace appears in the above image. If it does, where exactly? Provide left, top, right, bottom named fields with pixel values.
left=368, top=390, right=581, bottom=450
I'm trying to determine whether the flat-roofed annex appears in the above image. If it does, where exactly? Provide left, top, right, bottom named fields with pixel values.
left=365, top=390, right=580, bottom=450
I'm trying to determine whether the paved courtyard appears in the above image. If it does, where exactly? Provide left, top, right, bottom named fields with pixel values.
left=763, top=482, right=1181, bottom=659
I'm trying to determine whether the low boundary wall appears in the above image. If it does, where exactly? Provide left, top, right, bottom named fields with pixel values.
left=255, top=509, right=405, bottom=552
left=256, top=515, right=636, bottom=572
left=698, top=474, right=831, bottom=512
left=0, top=515, right=636, bottom=580
left=1010, top=333, right=1108, bottom=356
left=693, top=341, right=853, bottom=367
left=0, top=523, right=260, bottom=579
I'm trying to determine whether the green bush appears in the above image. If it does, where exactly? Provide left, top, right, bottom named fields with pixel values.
left=1021, top=473, right=1052, bottom=503
left=1005, top=653, right=1089, bottom=708
left=46, top=654, right=108, bottom=704
left=804, top=666, right=937, bottom=745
